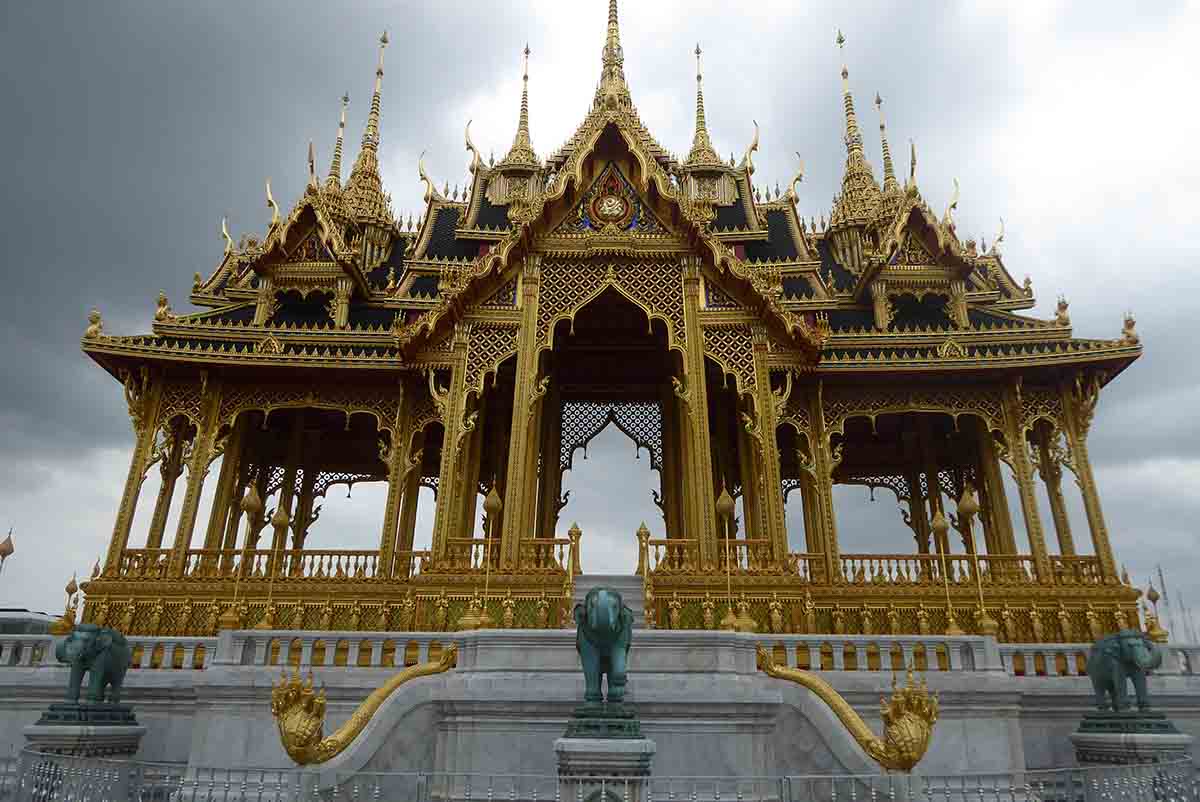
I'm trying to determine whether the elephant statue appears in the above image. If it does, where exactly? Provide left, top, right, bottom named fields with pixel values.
left=55, top=623, right=132, bottom=704
left=1086, top=629, right=1163, bottom=712
left=574, top=586, right=634, bottom=704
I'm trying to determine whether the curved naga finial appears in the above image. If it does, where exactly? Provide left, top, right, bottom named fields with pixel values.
left=221, top=217, right=234, bottom=256
left=465, top=119, right=482, bottom=174
left=756, top=646, right=938, bottom=772
left=266, top=179, right=280, bottom=227
left=786, top=152, right=805, bottom=204
left=944, top=177, right=959, bottom=228
left=272, top=645, right=457, bottom=765
left=417, top=151, right=439, bottom=204
left=990, top=217, right=1005, bottom=255
left=741, top=119, right=760, bottom=176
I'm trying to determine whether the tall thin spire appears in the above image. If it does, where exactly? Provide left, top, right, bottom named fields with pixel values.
left=598, top=0, right=631, bottom=109
left=498, top=44, right=539, bottom=168
left=345, top=32, right=394, bottom=231
left=362, top=32, right=389, bottom=152
left=829, top=30, right=880, bottom=227
left=327, top=93, right=349, bottom=189
left=874, top=93, right=899, bottom=193
left=686, top=44, right=721, bottom=167
left=836, top=30, right=865, bottom=160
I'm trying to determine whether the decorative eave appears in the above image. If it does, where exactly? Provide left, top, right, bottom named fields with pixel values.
left=392, top=108, right=829, bottom=365
left=807, top=337, right=1142, bottom=376
left=248, top=185, right=370, bottom=297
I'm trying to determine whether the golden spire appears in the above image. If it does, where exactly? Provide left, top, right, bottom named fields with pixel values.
left=498, top=44, right=539, bottom=168
left=875, top=93, right=899, bottom=194
left=345, top=33, right=394, bottom=230
left=837, top=31, right=866, bottom=160
left=326, top=93, right=349, bottom=189
left=829, top=30, right=880, bottom=226
left=685, top=44, right=721, bottom=168
left=363, top=32, right=388, bottom=152
left=598, top=0, right=631, bottom=109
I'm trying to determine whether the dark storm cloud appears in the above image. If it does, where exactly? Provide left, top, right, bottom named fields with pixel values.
left=0, top=1, right=1196, bottom=621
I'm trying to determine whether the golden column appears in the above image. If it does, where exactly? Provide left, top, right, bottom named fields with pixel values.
left=144, top=422, right=185, bottom=550
left=535, top=383, right=562, bottom=540
left=169, top=376, right=223, bottom=577
left=1000, top=380, right=1051, bottom=582
left=1060, top=373, right=1117, bottom=581
left=103, top=370, right=164, bottom=576
left=430, top=325, right=471, bottom=562
left=1035, top=427, right=1076, bottom=556
left=973, top=418, right=1017, bottom=553
left=201, top=414, right=248, bottom=552
left=500, top=255, right=543, bottom=568
left=751, top=331, right=789, bottom=565
left=680, top=257, right=719, bottom=567
left=805, top=382, right=841, bottom=582
left=377, top=379, right=411, bottom=578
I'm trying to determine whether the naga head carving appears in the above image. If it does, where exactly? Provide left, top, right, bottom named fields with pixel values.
left=271, top=670, right=329, bottom=765
left=875, top=669, right=939, bottom=771
left=756, top=646, right=938, bottom=773
left=271, top=645, right=458, bottom=766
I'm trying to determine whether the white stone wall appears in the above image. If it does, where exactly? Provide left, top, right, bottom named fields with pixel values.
left=2, top=630, right=1197, bottom=776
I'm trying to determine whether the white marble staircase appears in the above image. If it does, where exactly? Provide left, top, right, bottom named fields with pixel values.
left=572, top=574, right=647, bottom=628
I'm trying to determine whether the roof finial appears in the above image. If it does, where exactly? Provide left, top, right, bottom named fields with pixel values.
left=598, top=0, right=631, bottom=109
left=362, top=31, right=389, bottom=152
left=875, top=93, right=899, bottom=193
left=907, top=139, right=918, bottom=190
left=498, top=44, right=539, bottom=168
left=327, top=93, right=349, bottom=188
left=307, top=140, right=317, bottom=188
left=265, top=178, right=280, bottom=227
left=345, top=33, right=395, bottom=230
left=836, top=30, right=864, bottom=160
left=465, top=119, right=482, bottom=174
left=221, top=216, right=234, bottom=256
left=685, top=43, right=721, bottom=167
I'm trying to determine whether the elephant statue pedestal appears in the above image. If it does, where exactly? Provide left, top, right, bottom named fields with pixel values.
left=556, top=587, right=656, bottom=797
left=1071, top=629, right=1192, bottom=765
left=23, top=624, right=144, bottom=759
left=1070, top=712, right=1193, bottom=766
left=24, top=703, right=146, bottom=758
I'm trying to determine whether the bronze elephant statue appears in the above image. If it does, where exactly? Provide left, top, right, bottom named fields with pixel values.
left=1086, top=629, right=1162, bottom=712
left=55, top=623, right=131, bottom=704
left=574, top=586, right=634, bottom=704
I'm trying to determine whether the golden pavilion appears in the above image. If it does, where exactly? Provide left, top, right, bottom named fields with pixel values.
left=78, top=2, right=1143, bottom=641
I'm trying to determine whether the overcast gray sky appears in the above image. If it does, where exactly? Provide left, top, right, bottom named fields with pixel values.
left=1, top=1, right=1198, bottom=637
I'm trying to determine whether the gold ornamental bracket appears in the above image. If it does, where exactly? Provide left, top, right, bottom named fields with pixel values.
left=271, top=645, right=457, bottom=765
left=755, top=646, right=937, bottom=772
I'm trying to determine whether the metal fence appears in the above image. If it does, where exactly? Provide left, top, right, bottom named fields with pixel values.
left=8, top=751, right=1197, bottom=802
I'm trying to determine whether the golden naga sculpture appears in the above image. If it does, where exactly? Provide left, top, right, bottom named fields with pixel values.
left=271, top=645, right=457, bottom=765
left=755, top=646, right=938, bottom=772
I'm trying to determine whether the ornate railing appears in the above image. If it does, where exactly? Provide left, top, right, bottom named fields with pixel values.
left=12, top=750, right=1197, bottom=802
left=1051, top=555, right=1105, bottom=586
left=645, top=538, right=700, bottom=573
left=440, top=537, right=500, bottom=572
left=836, top=553, right=1042, bottom=587
left=517, top=538, right=573, bottom=573
left=116, top=548, right=171, bottom=578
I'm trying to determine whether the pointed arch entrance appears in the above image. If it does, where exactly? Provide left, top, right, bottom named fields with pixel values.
left=539, top=287, right=677, bottom=571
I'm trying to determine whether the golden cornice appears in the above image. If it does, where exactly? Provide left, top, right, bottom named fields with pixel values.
left=787, top=340, right=1141, bottom=374
left=81, top=334, right=409, bottom=371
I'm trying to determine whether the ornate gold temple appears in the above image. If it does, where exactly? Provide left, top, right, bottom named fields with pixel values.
left=79, top=3, right=1142, bottom=641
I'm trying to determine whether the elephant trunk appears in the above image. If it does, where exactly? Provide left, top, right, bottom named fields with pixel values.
left=1133, top=642, right=1163, bottom=671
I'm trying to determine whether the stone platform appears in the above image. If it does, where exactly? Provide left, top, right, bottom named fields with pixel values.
left=1, top=628, right=1199, bottom=776
left=24, top=703, right=146, bottom=758
left=1071, top=711, right=1194, bottom=765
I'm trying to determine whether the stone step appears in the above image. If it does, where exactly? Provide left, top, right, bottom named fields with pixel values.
left=573, top=574, right=647, bottom=628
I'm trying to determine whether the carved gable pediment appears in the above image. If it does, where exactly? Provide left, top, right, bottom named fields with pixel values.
left=551, top=163, right=666, bottom=236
